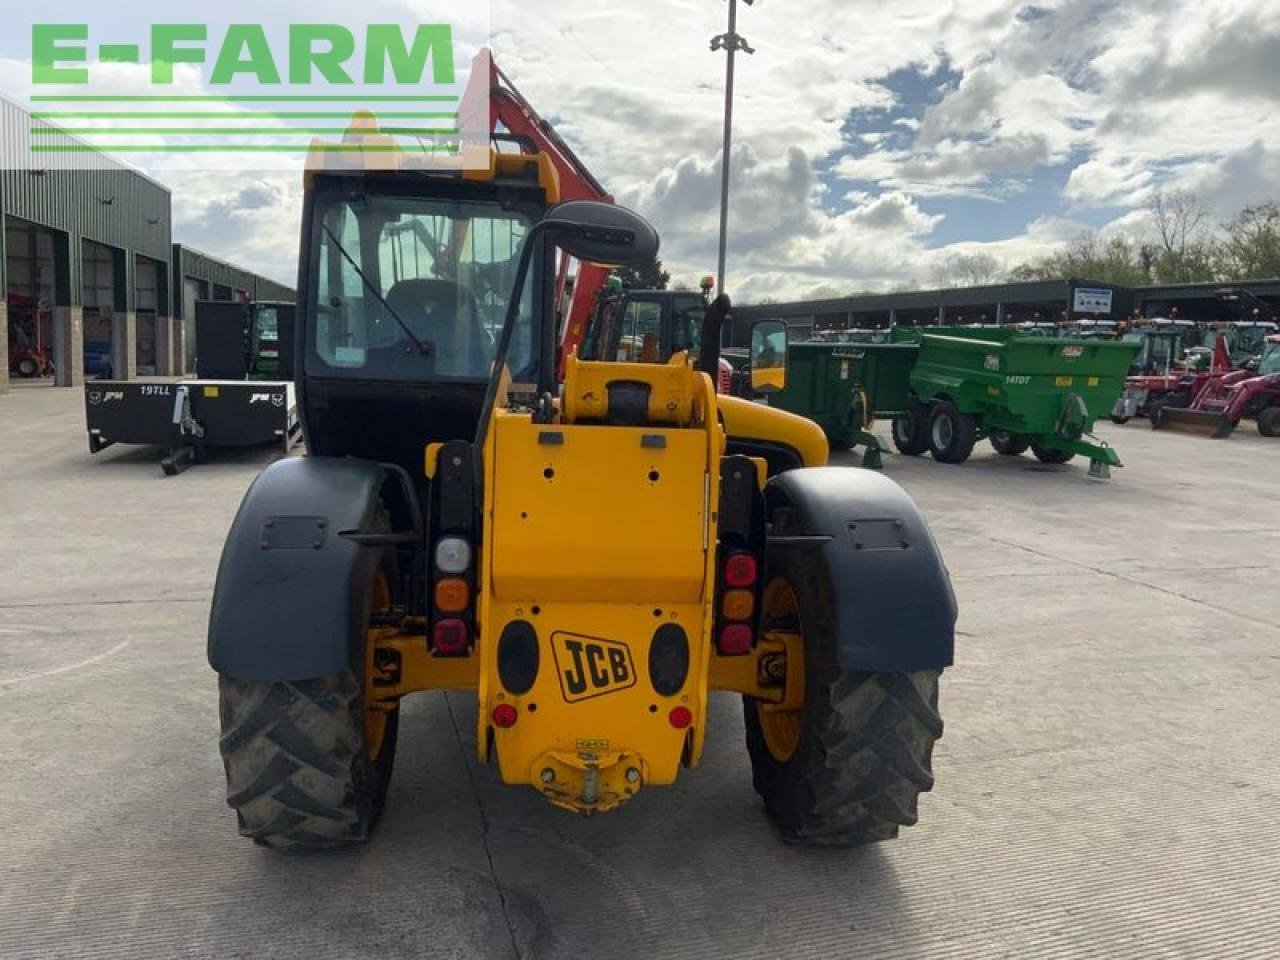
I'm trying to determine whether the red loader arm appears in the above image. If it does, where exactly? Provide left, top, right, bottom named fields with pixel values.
left=460, top=49, right=616, bottom=374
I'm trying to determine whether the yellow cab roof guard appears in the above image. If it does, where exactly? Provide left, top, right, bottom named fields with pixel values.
left=302, top=112, right=560, bottom=203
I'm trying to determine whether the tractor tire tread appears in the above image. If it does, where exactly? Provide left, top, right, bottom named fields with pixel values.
left=746, top=669, right=942, bottom=847
left=1029, top=442, right=1075, bottom=464
left=891, top=400, right=930, bottom=456
left=928, top=401, right=977, bottom=464
left=218, top=671, right=395, bottom=850
left=989, top=431, right=1031, bottom=456
left=1258, top=407, right=1280, bottom=437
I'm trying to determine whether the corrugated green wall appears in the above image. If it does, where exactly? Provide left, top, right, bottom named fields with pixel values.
left=2, top=99, right=172, bottom=310
left=3, top=99, right=293, bottom=319
left=172, top=245, right=295, bottom=319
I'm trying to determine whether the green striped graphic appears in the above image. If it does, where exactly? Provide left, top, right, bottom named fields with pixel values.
left=31, top=111, right=459, bottom=119
left=30, top=143, right=462, bottom=153
left=31, top=95, right=459, bottom=103
left=31, top=127, right=461, bottom=136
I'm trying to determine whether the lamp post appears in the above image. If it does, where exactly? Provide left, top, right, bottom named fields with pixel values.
left=711, top=0, right=754, bottom=299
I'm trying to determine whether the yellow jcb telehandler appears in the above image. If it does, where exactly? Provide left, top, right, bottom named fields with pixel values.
left=207, top=132, right=955, bottom=849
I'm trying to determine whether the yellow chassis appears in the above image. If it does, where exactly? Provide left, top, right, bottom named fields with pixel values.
left=367, top=624, right=801, bottom=812
left=364, top=354, right=815, bottom=815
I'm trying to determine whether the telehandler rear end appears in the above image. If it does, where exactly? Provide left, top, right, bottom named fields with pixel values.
left=207, top=132, right=955, bottom=849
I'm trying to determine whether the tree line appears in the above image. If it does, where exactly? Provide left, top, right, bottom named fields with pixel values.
left=931, top=193, right=1280, bottom=288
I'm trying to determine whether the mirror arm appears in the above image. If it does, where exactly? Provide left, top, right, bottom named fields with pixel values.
left=473, top=203, right=654, bottom=490
left=536, top=233, right=559, bottom=400
left=474, top=219, right=564, bottom=455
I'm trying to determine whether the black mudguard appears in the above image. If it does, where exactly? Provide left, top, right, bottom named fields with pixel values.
left=766, top=467, right=956, bottom=673
left=208, top=457, right=387, bottom=682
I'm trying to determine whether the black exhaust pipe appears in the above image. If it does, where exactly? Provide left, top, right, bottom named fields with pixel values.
left=698, top=293, right=731, bottom=380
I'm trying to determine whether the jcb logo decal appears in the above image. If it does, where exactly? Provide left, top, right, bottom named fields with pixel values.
left=552, top=632, right=636, bottom=702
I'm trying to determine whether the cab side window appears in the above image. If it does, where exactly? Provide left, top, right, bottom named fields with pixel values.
left=672, top=298, right=705, bottom=362
left=620, top=300, right=662, bottom=362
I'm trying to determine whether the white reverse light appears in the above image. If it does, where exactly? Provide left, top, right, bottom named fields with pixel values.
left=434, top=537, right=472, bottom=574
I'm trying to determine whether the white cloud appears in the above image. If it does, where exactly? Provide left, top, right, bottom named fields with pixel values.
left=1063, top=157, right=1155, bottom=208
left=484, top=0, right=1279, bottom=299
left=162, top=170, right=304, bottom=283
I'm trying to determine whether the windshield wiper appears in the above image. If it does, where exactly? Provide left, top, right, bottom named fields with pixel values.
left=321, top=225, right=431, bottom=357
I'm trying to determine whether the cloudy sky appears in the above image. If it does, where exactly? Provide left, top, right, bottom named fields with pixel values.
left=8, top=0, right=1280, bottom=301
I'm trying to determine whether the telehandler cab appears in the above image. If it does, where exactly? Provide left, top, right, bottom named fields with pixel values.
left=207, top=134, right=955, bottom=850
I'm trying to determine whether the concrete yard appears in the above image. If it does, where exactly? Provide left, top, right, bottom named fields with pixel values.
left=1, top=382, right=1277, bottom=960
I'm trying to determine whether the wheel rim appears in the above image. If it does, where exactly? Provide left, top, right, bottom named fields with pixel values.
left=932, top=414, right=953, bottom=450
left=363, top=571, right=393, bottom=762
left=756, top=577, right=805, bottom=763
left=893, top=417, right=911, bottom=443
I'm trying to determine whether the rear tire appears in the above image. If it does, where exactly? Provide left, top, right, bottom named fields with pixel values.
left=217, top=516, right=399, bottom=850
left=744, top=544, right=943, bottom=847
left=989, top=430, right=1031, bottom=456
left=218, top=672, right=399, bottom=849
left=1108, top=414, right=1130, bottom=425
left=1257, top=407, right=1280, bottom=437
left=1030, top=442, right=1075, bottom=464
left=890, top=400, right=929, bottom=456
left=16, top=358, right=38, bottom=378
left=927, top=401, right=977, bottom=464
left=745, top=669, right=942, bottom=846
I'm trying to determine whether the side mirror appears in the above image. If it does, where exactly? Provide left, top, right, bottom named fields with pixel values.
left=476, top=200, right=658, bottom=452
left=750, top=319, right=788, bottom=394
left=545, top=200, right=659, bottom=267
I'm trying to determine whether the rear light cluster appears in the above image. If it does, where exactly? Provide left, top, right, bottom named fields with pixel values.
left=717, top=550, right=758, bottom=655
left=432, top=535, right=473, bottom=656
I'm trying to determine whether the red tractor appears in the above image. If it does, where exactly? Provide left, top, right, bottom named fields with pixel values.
left=1153, top=336, right=1280, bottom=438
left=6, top=293, right=55, bottom=378
left=1110, top=319, right=1227, bottom=423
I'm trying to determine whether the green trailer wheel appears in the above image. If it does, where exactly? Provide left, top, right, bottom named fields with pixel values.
left=891, top=403, right=929, bottom=456
left=989, top=431, right=1030, bottom=456
left=927, top=401, right=977, bottom=464
left=1030, top=442, right=1075, bottom=464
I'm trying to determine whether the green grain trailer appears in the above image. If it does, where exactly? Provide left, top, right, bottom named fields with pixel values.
left=890, top=328, right=1140, bottom=477
left=767, top=341, right=918, bottom=468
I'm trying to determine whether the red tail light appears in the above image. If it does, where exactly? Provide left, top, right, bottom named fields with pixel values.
left=433, top=618, right=469, bottom=656
left=668, top=706, right=692, bottom=729
left=717, top=623, right=753, bottom=656
left=723, top=552, right=758, bottom=588
left=492, top=704, right=518, bottom=728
